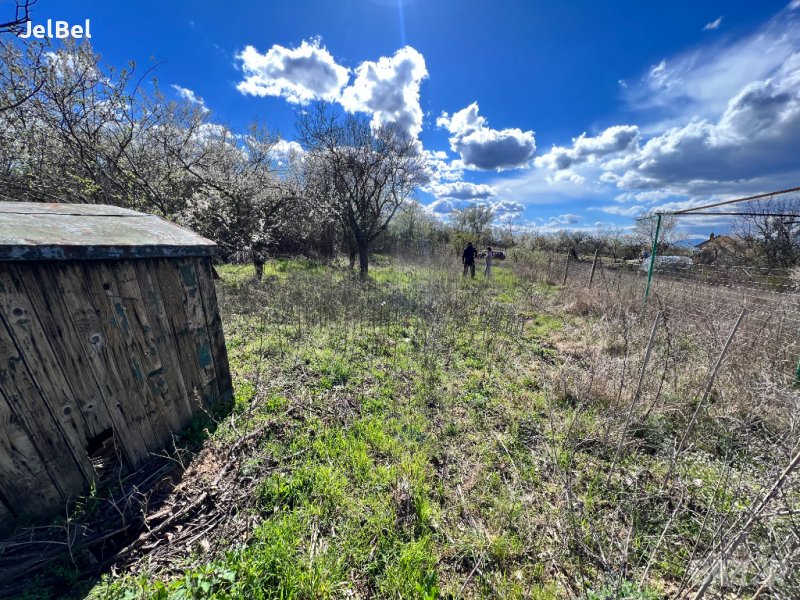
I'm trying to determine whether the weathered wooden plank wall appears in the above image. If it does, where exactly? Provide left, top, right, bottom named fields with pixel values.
left=0, top=256, right=232, bottom=531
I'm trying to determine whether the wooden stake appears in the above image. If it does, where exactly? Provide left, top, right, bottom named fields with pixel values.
left=589, top=249, right=599, bottom=288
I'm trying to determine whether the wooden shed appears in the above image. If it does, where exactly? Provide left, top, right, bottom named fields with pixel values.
left=0, top=203, right=232, bottom=531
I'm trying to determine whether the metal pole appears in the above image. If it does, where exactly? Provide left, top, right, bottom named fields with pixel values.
left=589, top=249, right=599, bottom=288
left=643, top=213, right=662, bottom=306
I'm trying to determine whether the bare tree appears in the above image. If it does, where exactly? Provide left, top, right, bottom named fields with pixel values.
left=0, top=37, right=46, bottom=113
left=181, top=123, right=299, bottom=280
left=598, top=225, right=630, bottom=262
left=388, top=200, right=435, bottom=256
left=634, top=212, right=683, bottom=254
left=0, top=40, right=171, bottom=208
left=452, top=204, right=494, bottom=246
left=0, top=0, right=35, bottom=35
left=733, top=196, right=800, bottom=268
left=297, top=104, right=426, bottom=280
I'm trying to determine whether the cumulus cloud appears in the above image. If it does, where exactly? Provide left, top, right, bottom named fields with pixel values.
left=171, top=84, right=208, bottom=111
left=703, top=17, right=723, bottom=31
left=425, top=198, right=457, bottom=217
left=603, top=64, right=800, bottom=194
left=535, top=125, right=640, bottom=172
left=425, top=181, right=496, bottom=200
left=270, top=139, right=305, bottom=164
left=628, top=10, right=800, bottom=119
left=599, top=204, right=646, bottom=217
left=236, top=39, right=350, bottom=104
left=424, top=197, right=525, bottom=223
left=338, top=46, right=427, bottom=139
left=531, top=8, right=800, bottom=201
left=272, top=139, right=304, bottom=154
left=492, top=200, right=525, bottom=222
left=438, top=102, right=536, bottom=171
left=423, top=150, right=464, bottom=183
left=549, top=213, right=582, bottom=226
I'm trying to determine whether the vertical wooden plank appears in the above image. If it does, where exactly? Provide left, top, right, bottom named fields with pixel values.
left=78, top=261, right=167, bottom=455
left=16, top=263, right=114, bottom=438
left=132, top=261, right=194, bottom=429
left=195, top=258, right=233, bottom=402
left=0, top=267, right=96, bottom=488
left=0, top=317, right=87, bottom=502
left=154, top=258, right=218, bottom=407
left=56, top=261, right=153, bottom=465
left=112, top=261, right=188, bottom=434
left=0, top=386, right=64, bottom=520
left=21, top=261, right=145, bottom=468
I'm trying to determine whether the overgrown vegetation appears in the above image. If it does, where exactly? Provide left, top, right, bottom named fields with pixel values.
left=21, top=254, right=784, bottom=599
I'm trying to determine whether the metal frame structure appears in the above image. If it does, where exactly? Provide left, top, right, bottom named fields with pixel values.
left=635, top=186, right=800, bottom=381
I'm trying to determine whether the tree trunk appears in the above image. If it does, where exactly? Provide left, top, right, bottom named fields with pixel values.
left=349, top=250, right=356, bottom=270
left=358, top=244, right=369, bottom=281
left=253, top=259, right=264, bottom=282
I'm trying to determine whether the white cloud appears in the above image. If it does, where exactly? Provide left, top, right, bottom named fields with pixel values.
left=425, top=181, right=496, bottom=200
left=535, top=125, right=640, bottom=171
left=339, top=46, right=427, bottom=139
left=613, top=190, right=674, bottom=204
left=171, top=84, right=209, bottom=112
left=271, top=139, right=304, bottom=159
left=599, top=204, right=645, bottom=217
left=424, top=197, right=525, bottom=223
left=425, top=198, right=457, bottom=216
left=423, top=149, right=464, bottom=183
left=438, top=102, right=536, bottom=170
left=648, top=60, right=669, bottom=89
left=549, top=213, right=582, bottom=226
left=703, top=17, right=723, bottom=31
left=235, top=39, right=350, bottom=104
left=535, top=8, right=800, bottom=201
left=628, top=10, right=800, bottom=119
left=603, top=65, right=800, bottom=194
left=492, top=199, right=525, bottom=222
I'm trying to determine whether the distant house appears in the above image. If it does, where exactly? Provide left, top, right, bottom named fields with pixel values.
left=693, top=233, right=744, bottom=264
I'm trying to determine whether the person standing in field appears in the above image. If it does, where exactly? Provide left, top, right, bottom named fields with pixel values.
left=462, top=241, right=477, bottom=278
left=484, top=246, right=495, bottom=278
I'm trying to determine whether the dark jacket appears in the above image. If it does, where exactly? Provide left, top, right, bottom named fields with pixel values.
left=462, top=245, right=477, bottom=264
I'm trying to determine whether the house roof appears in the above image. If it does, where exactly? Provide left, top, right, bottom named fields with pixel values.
left=694, top=234, right=733, bottom=249
left=0, top=202, right=216, bottom=261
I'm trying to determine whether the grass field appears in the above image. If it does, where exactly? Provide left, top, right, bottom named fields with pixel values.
left=22, top=256, right=798, bottom=599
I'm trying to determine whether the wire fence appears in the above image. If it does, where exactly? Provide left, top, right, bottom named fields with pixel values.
left=509, top=251, right=800, bottom=387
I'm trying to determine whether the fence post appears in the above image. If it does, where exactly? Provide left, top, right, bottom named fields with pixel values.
left=562, top=253, right=570, bottom=285
left=643, top=213, right=662, bottom=306
left=546, top=254, right=552, bottom=284
left=589, top=249, right=599, bottom=288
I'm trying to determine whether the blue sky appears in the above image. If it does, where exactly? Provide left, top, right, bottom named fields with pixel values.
left=13, top=0, right=800, bottom=238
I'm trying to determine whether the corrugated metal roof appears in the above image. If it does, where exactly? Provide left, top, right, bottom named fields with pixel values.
left=0, top=202, right=216, bottom=261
